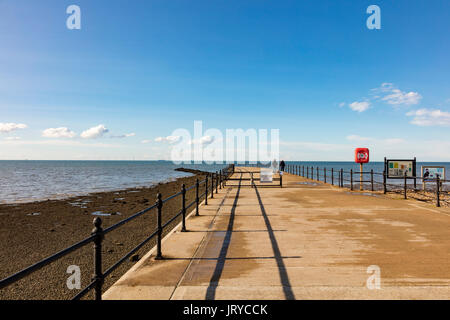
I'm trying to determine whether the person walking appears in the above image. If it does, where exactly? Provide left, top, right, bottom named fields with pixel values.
left=280, top=160, right=286, bottom=172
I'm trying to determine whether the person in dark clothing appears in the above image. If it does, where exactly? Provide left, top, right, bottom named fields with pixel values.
left=280, top=160, right=286, bottom=172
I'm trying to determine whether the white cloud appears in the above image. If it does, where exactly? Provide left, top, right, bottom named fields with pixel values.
left=154, top=135, right=181, bottom=144
left=406, top=108, right=450, bottom=127
left=0, top=123, right=27, bottom=133
left=80, top=124, right=109, bottom=139
left=141, top=140, right=152, bottom=144
left=42, top=127, right=76, bottom=138
left=382, top=89, right=422, bottom=106
left=0, top=139, right=118, bottom=148
left=189, top=135, right=214, bottom=146
left=4, top=136, right=21, bottom=141
left=339, top=102, right=346, bottom=108
left=110, top=133, right=135, bottom=139
left=349, top=101, right=370, bottom=112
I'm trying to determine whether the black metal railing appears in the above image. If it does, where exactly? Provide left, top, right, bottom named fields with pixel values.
left=284, top=164, right=449, bottom=208
left=0, top=165, right=234, bottom=300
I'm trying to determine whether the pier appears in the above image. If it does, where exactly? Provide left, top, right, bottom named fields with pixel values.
left=104, top=167, right=450, bottom=300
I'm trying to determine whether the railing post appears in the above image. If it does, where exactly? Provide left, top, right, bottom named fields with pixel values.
left=324, top=168, right=326, bottom=183
left=280, top=172, right=283, bottom=188
left=302, top=166, right=304, bottom=177
left=404, top=171, right=407, bottom=199
left=383, top=170, right=387, bottom=194
left=195, top=178, right=200, bottom=216
left=436, top=176, right=441, bottom=207
left=211, top=173, right=214, bottom=199
left=216, top=171, right=219, bottom=194
left=181, top=184, right=187, bottom=232
left=219, top=170, right=222, bottom=189
left=371, top=169, right=374, bottom=192
left=331, top=168, right=334, bottom=185
left=350, top=169, right=353, bottom=191
left=307, top=166, right=309, bottom=179
left=155, top=193, right=163, bottom=260
left=91, top=217, right=104, bottom=301
left=205, top=174, right=208, bottom=205
left=317, top=167, right=319, bottom=181
left=312, top=167, right=314, bottom=180
left=340, top=169, right=343, bottom=188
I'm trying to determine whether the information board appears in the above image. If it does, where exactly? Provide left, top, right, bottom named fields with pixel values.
left=421, top=166, right=445, bottom=182
left=385, top=158, right=416, bottom=179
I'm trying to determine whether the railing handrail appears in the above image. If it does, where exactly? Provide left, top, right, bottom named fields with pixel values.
left=284, top=164, right=448, bottom=207
left=0, top=164, right=234, bottom=300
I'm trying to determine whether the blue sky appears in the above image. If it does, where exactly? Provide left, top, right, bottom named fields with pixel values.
left=1, top=0, right=449, bottom=161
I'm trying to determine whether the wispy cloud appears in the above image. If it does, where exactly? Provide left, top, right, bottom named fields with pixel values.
left=42, top=127, right=76, bottom=138
left=346, top=134, right=404, bottom=145
left=0, top=139, right=118, bottom=148
left=80, top=124, right=109, bottom=139
left=189, top=135, right=215, bottom=146
left=349, top=101, right=370, bottom=112
left=154, top=135, right=181, bottom=144
left=110, top=133, right=135, bottom=139
left=381, top=89, right=422, bottom=106
left=0, top=123, right=27, bottom=133
left=406, top=108, right=450, bottom=126
left=372, top=83, right=422, bottom=106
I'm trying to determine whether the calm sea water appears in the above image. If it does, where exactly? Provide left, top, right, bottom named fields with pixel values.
left=0, top=161, right=229, bottom=204
left=1, top=161, right=449, bottom=204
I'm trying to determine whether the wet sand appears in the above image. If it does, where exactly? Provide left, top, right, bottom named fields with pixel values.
left=0, top=171, right=212, bottom=300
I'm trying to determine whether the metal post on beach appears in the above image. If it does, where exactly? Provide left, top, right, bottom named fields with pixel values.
left=324, top=168, right=326, bottom=183
left=92, top=217, right=104, bottom=301
left=340, top=169, right=343, bottom=188
left=155, top=193, right=163, bottom=260
left=331, top=168, right=334, bottom=185
left=383, top=171, right=387, bottom=194
left=317, top=167, right=319, bottom=181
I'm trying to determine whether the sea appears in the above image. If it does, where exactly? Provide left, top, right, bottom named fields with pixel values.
left=0, top=160, right=448, bottom=204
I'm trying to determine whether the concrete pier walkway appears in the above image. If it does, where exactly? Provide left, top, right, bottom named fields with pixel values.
left=104, top=167, right=450, bottom=300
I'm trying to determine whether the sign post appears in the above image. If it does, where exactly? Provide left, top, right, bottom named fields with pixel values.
left=355, top=148, right=369, bottom=191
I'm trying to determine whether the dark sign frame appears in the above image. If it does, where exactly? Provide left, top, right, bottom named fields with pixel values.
left=384, top=157, right=417, bottom=180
